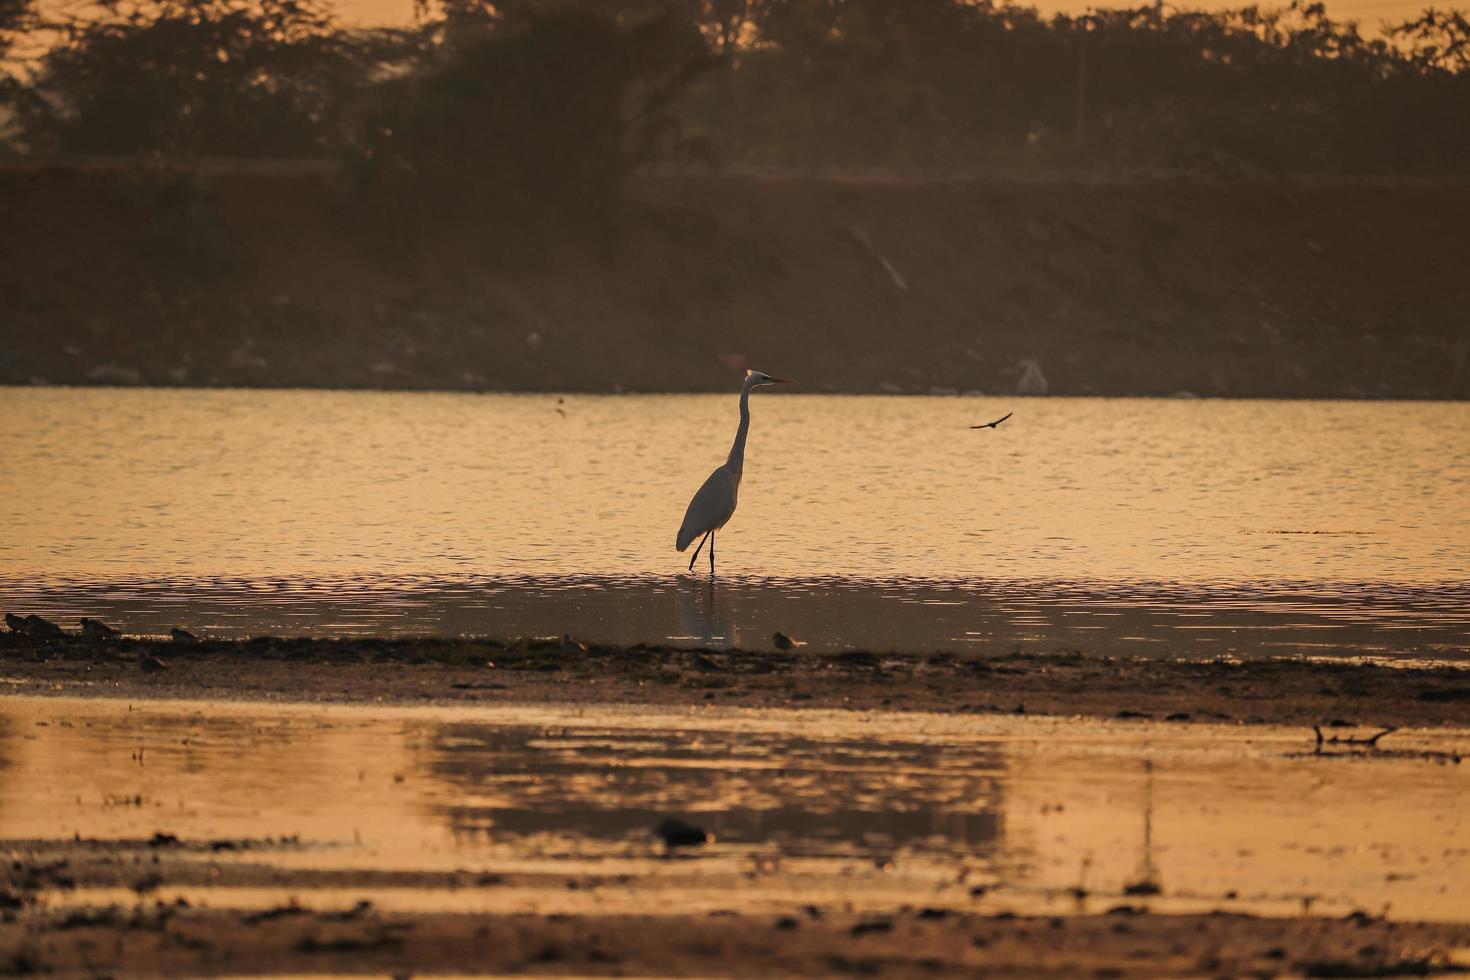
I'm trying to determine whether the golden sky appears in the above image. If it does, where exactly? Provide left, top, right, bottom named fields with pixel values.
left=334, top=0, right=1435, bottom=27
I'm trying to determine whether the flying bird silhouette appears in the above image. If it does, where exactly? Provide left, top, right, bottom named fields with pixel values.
left=677, top=369, right=793, bottom=574
left=970, top=412, right=1014, bottom=430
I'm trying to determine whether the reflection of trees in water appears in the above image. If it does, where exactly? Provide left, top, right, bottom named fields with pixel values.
left=413, top=721, right=1009, bottom=858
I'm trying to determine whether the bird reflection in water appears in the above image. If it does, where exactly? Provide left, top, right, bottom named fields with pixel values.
left=675, top=576, right=738, bottom=649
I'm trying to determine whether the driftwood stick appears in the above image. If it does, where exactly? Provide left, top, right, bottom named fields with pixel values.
left=1312, top=724, right=1399, bottom=753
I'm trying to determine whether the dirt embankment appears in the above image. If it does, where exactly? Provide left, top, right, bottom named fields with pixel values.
left=3, top=166, right=1468, bottom=396
left=5, top=634, right=1470, bottom=732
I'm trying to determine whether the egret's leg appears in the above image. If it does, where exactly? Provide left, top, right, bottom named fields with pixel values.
left=709, top=532, right=716, bottom=575
left=688, top=531, right=711, bottom=572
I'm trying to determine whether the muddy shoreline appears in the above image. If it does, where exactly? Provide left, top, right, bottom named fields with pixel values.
left=4, top=633, right=1469, bottom=729
left=5, top=635, right=1470, bottom=976
left=5, top=896, right=1468, bottom=978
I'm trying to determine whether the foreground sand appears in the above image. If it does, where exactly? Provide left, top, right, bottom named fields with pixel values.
left=3, top=633, right=1468, bottom=977
left=3, top=633, right=1468, bottom=729
left=5, top=894, right=1469, bottom=978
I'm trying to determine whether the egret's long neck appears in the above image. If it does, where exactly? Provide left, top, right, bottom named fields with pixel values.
left=726, top=381, right=755, bottom=478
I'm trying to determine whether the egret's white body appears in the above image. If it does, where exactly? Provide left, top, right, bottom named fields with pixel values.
left=677, top=370, right=791, bottom=573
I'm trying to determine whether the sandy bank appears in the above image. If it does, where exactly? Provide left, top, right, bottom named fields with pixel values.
left=4, top=634, right=1469, bottom=731
left=3, top=168, right=1468, bottom=397
left=4, top=896, right=1468, bottom=978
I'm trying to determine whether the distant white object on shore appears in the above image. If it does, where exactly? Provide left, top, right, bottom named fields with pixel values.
left=1015, top=358, right=1049, bottom=396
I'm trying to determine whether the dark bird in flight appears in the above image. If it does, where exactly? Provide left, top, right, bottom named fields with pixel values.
left=170, top=627, right=198, bottom=643
left=655, top=818, right=711, bottom=849
left=561, top=633, right=588, bottom=654
left=970, top=412, right=1014, bottom=430
left=139, top=654, right=167, bottom=674
left=80, top=617, right=120, bottom=639
left=772, top=631, right=806, bottom=651
left=23, top=614, right=64, bottom=638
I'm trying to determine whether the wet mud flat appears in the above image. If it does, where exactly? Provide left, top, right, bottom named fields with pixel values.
left=3, top=640, right=1469, bottom=976
left=5, top=899, right=1469, bottom=978
left=4, top=633, right=1470, bottom=728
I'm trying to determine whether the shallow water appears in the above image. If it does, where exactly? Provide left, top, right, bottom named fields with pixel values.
left=2, top=387, right=1467, bottom=657
left=4, top=696, right=1468, bottom=922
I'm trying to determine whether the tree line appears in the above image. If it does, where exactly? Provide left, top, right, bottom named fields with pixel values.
left=2, top=0, right=1468, bottom=192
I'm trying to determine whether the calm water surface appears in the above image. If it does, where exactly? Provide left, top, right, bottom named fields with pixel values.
left=2, top=388, right=1466, bottom=657
left=4, top=697, right=1468, bottom=922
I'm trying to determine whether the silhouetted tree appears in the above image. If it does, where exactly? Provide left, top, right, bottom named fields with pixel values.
left=1354, top=8, right=1470, bottom=169
left=9, top=0, right=1470, bottom=173
left=350, top=5, right=719, bottom=204
left=0, top=0, right=35, bottom=124
left=21, top=0, right=373, bottom=156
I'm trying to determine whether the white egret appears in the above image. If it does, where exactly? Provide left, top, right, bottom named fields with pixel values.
left=677, top=369, right=793, bottom=574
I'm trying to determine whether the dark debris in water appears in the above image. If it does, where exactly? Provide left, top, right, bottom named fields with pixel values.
left=654, top=819, right=710, bottom=849
left=1291, top=724, right=1464, bottom=765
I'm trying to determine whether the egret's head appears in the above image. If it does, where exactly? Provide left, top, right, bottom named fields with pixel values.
left=746, top=369, right=794, bottom=388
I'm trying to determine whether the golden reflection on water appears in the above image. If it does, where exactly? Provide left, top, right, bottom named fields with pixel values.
left=3, top=697, right=1467, bottom=922
left=2, top=387, right=1467, bottom=582
left=4, top=388, right=1468, bottom=655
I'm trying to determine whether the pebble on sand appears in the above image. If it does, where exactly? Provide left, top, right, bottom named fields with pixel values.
left=654, top=818, right=711, bottom=849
